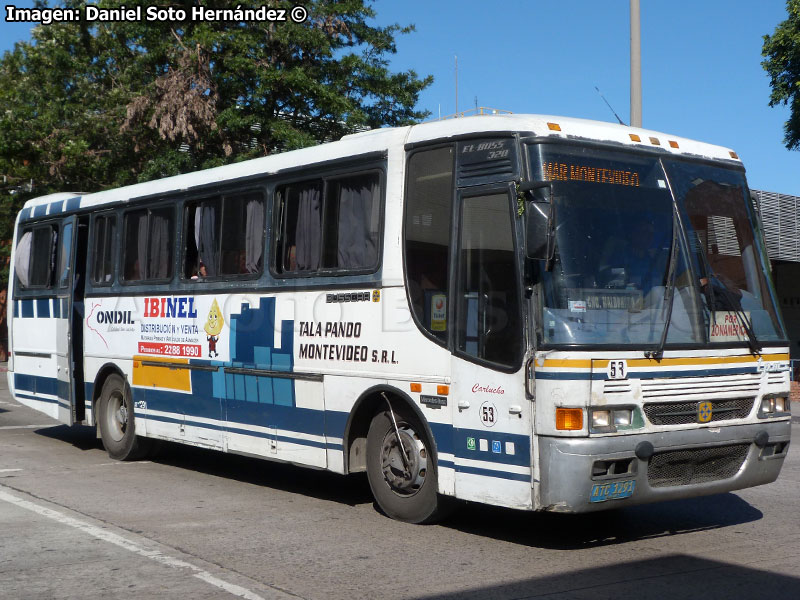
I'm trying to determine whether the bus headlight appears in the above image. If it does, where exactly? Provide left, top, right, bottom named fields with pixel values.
left=592, top=410, right=611, bottom=428
left=759, top=395, right=790, bottom=417
left=613, top=409, right=633, bottom=427
left=590, top=407, right=635, bottom=433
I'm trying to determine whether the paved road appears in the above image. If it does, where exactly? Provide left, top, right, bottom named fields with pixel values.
left=1, top=372, right=800, bottom=600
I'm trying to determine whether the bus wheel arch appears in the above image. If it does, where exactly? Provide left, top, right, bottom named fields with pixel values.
left=344, top=385, right=438, bottom=475
left=91, top=364, right=127, bottom=429
left=345, top=385, right=448, bottom=523
left=93, top=367, right=152, bottom=461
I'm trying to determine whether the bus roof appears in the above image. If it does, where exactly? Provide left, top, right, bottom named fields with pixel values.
left=21, top=113, right=741, bottom=211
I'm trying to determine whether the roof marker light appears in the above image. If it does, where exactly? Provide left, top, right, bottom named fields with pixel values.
left=629, top=134, right=641, bottom=142
left=649, top=137, right=660, bottom=146
left=669, top=140, right=679, bottom=148
left=730, top=151, right=739, bottom=159
left=547, top=122, right=561, bottom=131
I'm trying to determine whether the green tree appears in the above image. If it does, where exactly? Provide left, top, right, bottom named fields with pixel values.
left=763, top=0, right=800, bottom=150
left=0, top=0, right=432, bottom=282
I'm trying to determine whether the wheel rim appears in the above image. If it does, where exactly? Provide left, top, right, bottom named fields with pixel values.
left=380, top=424, right=428, bottom=497
left=105, top=390, right=128, bottom=442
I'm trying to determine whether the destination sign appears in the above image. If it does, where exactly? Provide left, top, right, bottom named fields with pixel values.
left=542, top=161, right=641, bottom=186
left=566, top=289, right=644, bottom=311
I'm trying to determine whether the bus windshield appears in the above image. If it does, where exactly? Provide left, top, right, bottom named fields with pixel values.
left=528, top=144, right=785, bottom=348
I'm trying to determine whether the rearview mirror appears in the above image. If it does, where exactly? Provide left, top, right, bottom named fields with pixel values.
left=521, top=181, right=552, bottom=260
left=525, top=200, right=551, bottom=259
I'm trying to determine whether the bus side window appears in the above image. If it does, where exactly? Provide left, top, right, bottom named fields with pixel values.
left=404, top=146, right=454, bottom=341
left=323, top=172, right=381, bottom=270
left=15, top=225, right=59, bottom=289
left=91, top=215, right=116, bottom=285
left=13, top=230, right=33, bottom=287
left=220, top=192, right=264, bottom=275
left=275, top=180, right=323, bottom=274
left=122, top=207, right=174, bottom=282
left=185, top=193, right=264, bottom=280
left=185, top=198, right=221, bottom=278
left=456, top=193, right=522, bottom=368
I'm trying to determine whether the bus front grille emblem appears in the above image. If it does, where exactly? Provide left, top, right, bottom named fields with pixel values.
left=697, top=401, right=713, bottom=423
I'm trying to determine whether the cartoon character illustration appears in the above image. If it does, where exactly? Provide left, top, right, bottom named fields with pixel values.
left=204, top=299, right=224, bottom=358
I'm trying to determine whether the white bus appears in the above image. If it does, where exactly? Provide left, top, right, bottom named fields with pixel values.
left=7, top=114, right=792, bottom=523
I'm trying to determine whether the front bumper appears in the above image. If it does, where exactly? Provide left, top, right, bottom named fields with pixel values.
left=537, top=420, right=791, bottom=512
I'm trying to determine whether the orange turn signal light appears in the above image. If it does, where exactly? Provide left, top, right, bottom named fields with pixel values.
left=437, top=385, right=449, bottom=396
left=556, top=408, right=583, bottom=430
left=410, top=383, right=422, bottom=393
left=547, top=122, right=561, bottom=131
left=629, top=133, right=641, bottom=142
left=668, top=140, right=679, bottom=148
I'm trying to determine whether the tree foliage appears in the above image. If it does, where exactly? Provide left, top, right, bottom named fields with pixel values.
left=0, top=0, right=432, bottom=283
left=763, top=0, right=800, bottom=150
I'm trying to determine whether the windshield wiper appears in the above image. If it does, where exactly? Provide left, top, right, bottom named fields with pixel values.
left=645, top=211, right=679, bottom=361
left=704, top=273, right=761, bottom=355
left=695, top=243, right=762, bottom=355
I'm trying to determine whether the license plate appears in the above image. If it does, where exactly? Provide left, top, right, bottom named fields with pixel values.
left=590, top=479, right=636, bottom=503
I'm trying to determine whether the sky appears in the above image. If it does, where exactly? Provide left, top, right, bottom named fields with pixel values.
left=1, top=0, right=798, bottom=196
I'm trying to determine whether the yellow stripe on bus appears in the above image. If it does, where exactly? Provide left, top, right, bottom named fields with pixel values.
left=542, top=353, right=789, bottom=370
left=132, top=355, right=192, bottom=392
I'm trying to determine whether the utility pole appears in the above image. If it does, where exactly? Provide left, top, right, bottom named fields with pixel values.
left=630, top=0, right=642, bottom=128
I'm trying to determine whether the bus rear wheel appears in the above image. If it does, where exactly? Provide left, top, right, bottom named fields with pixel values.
left=98, top=374, right=151, bottom=461
left=366, top=407, right=445, bottom=524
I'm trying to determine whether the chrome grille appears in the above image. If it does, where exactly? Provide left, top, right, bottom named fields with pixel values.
left=648, top=444, right=749, bottom=488
left=643, top=397, right=755, bottom=425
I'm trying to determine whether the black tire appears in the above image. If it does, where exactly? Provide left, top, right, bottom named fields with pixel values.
left=98, top=373, right=151, bottom=461
left=366, top=406, right=448, bottom=524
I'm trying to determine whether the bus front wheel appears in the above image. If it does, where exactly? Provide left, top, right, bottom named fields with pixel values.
left=366, top=407, right=444, bottom=524
left=98, top=374, right=151, bottom=461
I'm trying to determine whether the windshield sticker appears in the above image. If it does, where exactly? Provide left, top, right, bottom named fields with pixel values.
left=657, top=179, right=667, bottom=188
left=569, top=300, right=587, bottom=312
left=567, top=289, right=643, bottom=311
left=542, top=161, right=640, bottom=186
left=431, top=294, right=447, bottom=331
left=709, top=311, right=751, bottom=342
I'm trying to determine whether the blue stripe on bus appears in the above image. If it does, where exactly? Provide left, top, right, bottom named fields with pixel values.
left=21, top=299, right=34, bottom=318
left=22, top=373, right=527, bottom=472
left=48, top=200, right=64, bottom=215
left=36, top=298, right=50, bottom=318
left=65, top=196, right=81, bottom=211
left=452, top=428, right=531, bottom=467
left=33, top=204, right=47, bottom=218
left=14, top=391, right=58, bottom=405
left=142, top=412, right=330, bottom=450
left=20, top=207, right=32, bottom=221
left=454, top=465, right=531, bottom=482
left=535, top=366, right=760, bottom=380
left=14, top=300, right=19, bottom=318
left=15, top=373, right=59, bottom=396
left=140, top=386, right=326, bottom=438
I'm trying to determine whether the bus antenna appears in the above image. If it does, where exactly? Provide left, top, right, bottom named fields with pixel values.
left=595, top=86, right=626, bottom=126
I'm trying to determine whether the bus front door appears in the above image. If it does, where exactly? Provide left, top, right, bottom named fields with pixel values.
left=54, top=215, right=88, bottom=425
left=450, top=186, right=533, bottom=508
